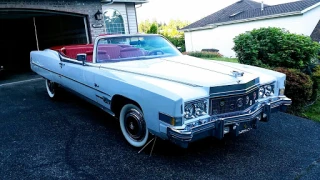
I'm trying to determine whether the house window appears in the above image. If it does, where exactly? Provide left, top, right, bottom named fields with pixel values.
left=104, top=9, right=125, bottom=34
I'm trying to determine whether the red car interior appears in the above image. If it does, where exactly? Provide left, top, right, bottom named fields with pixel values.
left=51, top=43, right=147, bottom=63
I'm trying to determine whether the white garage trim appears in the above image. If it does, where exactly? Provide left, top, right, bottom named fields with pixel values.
left=83, top=17, right=90, bottom=44
left=33, top=17, right=39, bottom=51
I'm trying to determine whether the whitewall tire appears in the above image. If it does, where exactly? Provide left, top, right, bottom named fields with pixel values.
left=119, top=104, right=149, bottom=148
left=45, top=79, right=58, bottom=99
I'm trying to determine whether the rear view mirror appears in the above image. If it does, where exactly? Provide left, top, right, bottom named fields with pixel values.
left=76, top=53, right=87, bottom=65
left=177, top=47, right=182, bottom=52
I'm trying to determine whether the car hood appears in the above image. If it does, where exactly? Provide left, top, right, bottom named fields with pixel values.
left=99, top=55, right=261, bottom=87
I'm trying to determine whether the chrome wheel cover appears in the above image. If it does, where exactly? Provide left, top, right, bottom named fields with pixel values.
left=124, top=109, right=146, bottom=142
left=47, top=80, right=55, bottom=94
left=45, top=79, right=57, bottom=98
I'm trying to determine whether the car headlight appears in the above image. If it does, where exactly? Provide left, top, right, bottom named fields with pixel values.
left=259, top=84, right=275, bottom=98
left=258, top=87, right=265, bottom=98
left=184, top=100, right=208, bottom=119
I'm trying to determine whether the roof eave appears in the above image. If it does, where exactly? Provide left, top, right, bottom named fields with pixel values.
left=181, top=11, right=302, bottom=32
left=215, top=11, right=302, bottom=26
left=180, top=25, right=217, bottom=32
left=301, top=2, right=320, bottom=13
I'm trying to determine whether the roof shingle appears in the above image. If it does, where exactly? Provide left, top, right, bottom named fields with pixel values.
left=182, top=0, right=320, bottom=30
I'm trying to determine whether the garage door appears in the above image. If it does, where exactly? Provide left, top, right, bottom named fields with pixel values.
left=0, top=11, right=89, bottom=75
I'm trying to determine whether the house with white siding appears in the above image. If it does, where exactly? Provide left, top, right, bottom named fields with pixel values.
left=181, top=0, right=320, bottom=57
left=102, top=0, right=148, bottom=35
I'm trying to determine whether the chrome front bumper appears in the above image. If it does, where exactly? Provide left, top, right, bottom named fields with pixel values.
left=167, top=97, right=292, bottom=148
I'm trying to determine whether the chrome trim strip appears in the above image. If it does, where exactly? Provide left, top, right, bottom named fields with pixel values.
left=210, top=79, right=259, bottom=97
left=60, top=55, right=86, bottom=65
left=210, top=84, right=259, bottom=98
left=31, top=62, right=111, bottom=97
left=184, top=97, right=208, bottom=104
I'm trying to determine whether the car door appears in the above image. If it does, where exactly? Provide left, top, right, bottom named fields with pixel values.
left=59, top=58, right=97, bottom=102
left=93, top=68, right=113, bottom=110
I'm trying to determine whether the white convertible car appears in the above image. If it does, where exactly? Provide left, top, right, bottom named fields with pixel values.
left=30, top=34, right=292, bottom=148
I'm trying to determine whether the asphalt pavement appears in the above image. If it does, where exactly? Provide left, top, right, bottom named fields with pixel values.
left=0, top=79, right=320, bottom=180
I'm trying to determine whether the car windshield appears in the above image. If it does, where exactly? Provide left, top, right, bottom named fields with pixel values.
left=95, top=35, right=181, bottom=63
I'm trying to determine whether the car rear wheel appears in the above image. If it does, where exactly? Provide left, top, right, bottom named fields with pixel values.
left=119, top=104, right=149, bottom=147
left=45, top=79, right=58, bottom=99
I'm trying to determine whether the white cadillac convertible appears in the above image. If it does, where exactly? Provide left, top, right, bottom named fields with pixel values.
left=30, top=34, right=292, bottom=148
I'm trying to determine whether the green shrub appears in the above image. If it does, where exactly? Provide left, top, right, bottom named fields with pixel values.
left=162, top=35, right=186, bottom=52
left=186, top=51, right=223, bottom=59
left=274, top=68, right=313, bottom=111
left=310, top=65, right=320, bottom=101
left=233, top=27, right=320, bottom=69
left=314, top=65, right=320, bottom=78
left=310, top=76, right=319, bottom=101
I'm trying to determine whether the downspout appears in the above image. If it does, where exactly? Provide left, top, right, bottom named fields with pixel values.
left=134, top=3, right=139, bottom=33
left=125, top=4, right=131, bottom=34
left=135, top=3, right=143, bottom=33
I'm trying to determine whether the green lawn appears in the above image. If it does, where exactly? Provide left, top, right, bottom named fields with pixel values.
left=204, top=57, right=239, bottom=63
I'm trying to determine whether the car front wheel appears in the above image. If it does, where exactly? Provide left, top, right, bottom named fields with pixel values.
left=45, top=79, right=58, bottom=99
left=119, top=104, right=149, bottom=147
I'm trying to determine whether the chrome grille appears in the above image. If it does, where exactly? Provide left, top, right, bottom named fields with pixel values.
left=210, top=88, right=259, bottom=115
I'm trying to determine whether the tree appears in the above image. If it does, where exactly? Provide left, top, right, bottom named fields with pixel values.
left=138, top=19, right=157, bottom=33
left=147, top=23, right=158, bottom=34
left=137, top=19, right=190, bottom=52
left=159, top=20, right=189, bottom=37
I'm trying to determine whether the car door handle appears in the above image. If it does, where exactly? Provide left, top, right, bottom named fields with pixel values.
left=59, top=62, right=65, bottom=68
left=94, top=83, right=99, bottom=88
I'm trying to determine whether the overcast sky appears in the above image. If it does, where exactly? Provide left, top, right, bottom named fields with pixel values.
left=136, top=0, right=299, bottom=23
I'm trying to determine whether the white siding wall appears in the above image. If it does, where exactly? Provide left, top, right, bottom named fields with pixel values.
left=126, top=3, right=138, bottom=34
left=102, top=3, right=129, bottom=34
left=185, top=5, right=320, bottom=57
left=185, top=29, right=215, bottom=53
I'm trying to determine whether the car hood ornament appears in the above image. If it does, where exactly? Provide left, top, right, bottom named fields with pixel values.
left=232, top=70, right=244, bottom=78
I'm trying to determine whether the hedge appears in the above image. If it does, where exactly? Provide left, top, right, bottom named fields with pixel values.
left=274, top=68, right=313, bottom=111
left=233, top=27, right=320, bottom=69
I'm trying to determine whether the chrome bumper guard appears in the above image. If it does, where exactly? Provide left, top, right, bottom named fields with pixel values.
left=167, top=97, right=292, bottom=148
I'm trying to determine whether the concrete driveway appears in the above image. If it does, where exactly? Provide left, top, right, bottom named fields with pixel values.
left=0, top=79, right=319, bottom=180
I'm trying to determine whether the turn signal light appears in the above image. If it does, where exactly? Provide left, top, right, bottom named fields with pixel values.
left=279, top=88, right=285, bottom=95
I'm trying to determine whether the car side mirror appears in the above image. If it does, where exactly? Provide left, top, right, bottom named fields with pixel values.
left=76, top=53, right=87, bottom=65
left=177, top=47, right=182, bottom=52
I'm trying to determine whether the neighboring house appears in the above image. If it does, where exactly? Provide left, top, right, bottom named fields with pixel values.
left=181, top=0, right=320, bottom=57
